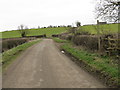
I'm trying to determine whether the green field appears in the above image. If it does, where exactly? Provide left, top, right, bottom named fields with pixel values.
left=1, top=23, right=119, bottom=38
left=0, top=27, right=69, bottom=38
left=79, top=23, right=119, bottom=34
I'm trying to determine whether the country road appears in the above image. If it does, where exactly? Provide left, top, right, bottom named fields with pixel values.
left=2, top=39, right=106, bottom=88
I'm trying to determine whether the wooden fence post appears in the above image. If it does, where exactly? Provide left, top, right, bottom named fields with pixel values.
left=97, top=20, right=101, bottom=53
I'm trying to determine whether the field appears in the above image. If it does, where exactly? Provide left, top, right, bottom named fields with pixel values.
left=0, top=27, right=69, bottom=38
left=0, top=23, right=119, bottom=39
left=79, top=23, right=119, bottom=34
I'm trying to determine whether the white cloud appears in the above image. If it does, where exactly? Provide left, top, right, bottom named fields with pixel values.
left=0, top=0, right=96, bottom=31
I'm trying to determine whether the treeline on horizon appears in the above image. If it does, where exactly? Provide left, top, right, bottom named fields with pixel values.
left=2, top=21, right=119, bottom=32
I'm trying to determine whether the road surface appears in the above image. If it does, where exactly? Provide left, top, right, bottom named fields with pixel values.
left=3, top=39, right=106, bottom=88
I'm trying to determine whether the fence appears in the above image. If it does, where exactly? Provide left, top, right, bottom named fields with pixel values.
left=104, top=37, right=120, bottom=57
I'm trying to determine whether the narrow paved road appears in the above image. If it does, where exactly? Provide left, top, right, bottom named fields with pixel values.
left=3, top=39, right=106, bottom=88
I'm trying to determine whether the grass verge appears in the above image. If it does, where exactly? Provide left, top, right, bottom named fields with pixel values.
left=53, top=38, right=119, bottom=87
left=61, top=43, right=119, bottom=87
left=1, top=39, right=41, bottom=71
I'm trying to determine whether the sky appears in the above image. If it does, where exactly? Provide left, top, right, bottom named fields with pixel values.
left=0, top=0, right=97, bottom=32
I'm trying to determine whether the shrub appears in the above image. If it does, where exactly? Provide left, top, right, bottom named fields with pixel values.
left=52, top=34, right=59, bottom=37
left=73, top=35, right=99, bottom=51
left=66, top=35, right=73, bottom=41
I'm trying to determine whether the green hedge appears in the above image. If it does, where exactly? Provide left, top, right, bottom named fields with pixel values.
left=1, top=38, right=28, bottom=52
left=2, top=39, right=41, bottom=70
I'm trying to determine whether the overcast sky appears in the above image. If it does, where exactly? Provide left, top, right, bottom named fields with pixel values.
left=0, top=0, right=97, bottom=32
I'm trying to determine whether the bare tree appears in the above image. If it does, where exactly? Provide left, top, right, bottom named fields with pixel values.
left=95, top=0, right=120, bottom=22
left=18, top=24, right=29, bottom=37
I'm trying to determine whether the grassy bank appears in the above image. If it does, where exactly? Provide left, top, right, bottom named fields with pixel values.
left=53, top=38, right=119, bottom=87
left=1, top=27, right=69, bottom=38
left=61, top=44, right=119, bottom=87
left=1, top=39, right=41, bottom=71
